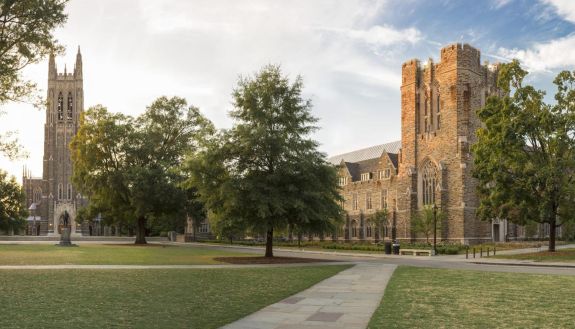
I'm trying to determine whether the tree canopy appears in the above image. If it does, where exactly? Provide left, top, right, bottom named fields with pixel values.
left=0, top=169, right=27, bottom=233
left=186, top=65, right=342, bottom=257
left=71, top=96, right=213, bottom=244
left=473, top=60, right=575, bottom=251
left=0, top=0, right=68, bottom=159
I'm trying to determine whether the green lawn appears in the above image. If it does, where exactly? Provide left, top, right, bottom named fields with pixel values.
left=369, top=266, right=575, bottom=329
left=494, top=248, right=575, bottom=262
left=0, top=265, right=350, bottom=329
left=0, top=244, right=251, bottom=265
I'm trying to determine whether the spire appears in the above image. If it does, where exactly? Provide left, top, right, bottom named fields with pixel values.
left=74, top=45, right=82, bottom=79
left=64, top=63, right=67, bottom=76
left=48, top=53, right=56, bottom=80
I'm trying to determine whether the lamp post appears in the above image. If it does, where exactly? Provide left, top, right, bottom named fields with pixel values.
left=433, top=203, right=438, bottom=256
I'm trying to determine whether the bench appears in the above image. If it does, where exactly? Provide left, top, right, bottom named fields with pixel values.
left=399, top=249, right=434, bottom=256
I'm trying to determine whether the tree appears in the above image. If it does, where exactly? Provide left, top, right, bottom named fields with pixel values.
left=473, top=60, right=575, bottom=252
left=367, top=209, right=388, bottom=243
left=0, top=169, right=27, bottom=233
left=0, top=0, right=68, bottom=159
left=187, top=65, right=342, bottom=257
left=71, top=97, right=213, bottom=244
left=412, top=205, right=442, bottom=244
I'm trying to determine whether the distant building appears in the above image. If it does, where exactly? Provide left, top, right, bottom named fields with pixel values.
left=329, top=43, right=525, bottom=244
left=22, top=48, right=89, bottom=236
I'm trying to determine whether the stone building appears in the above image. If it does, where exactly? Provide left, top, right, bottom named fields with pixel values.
left=22, top=48, right=89, bottom=236
left=329, top=43, right=506, bottom=244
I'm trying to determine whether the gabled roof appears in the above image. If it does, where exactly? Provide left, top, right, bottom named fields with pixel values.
left=328, top=141, right=401, bottom=165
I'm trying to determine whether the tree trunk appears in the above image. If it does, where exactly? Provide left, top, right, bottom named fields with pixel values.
left=135, top=216, right=147, bottom=245
left=265, top=224, right=274, bottom=257
left=549, top=216, right=556, bottom=252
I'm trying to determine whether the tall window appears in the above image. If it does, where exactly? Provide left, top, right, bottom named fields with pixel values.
left=67, top=92, right=73, bottom=120
left=366, top=193, right=372, bottom=210
left=352, top=194, right=358, bottom=210
left=338, top=176, right=347, bottom=186
left=58, top=183, right=63, bottom=200
left=381, top=189, right=388, bottom=209
left=361, top=173, right=371, bottom=181
left=57, top=93, right=64, bottom=120
left=351, top=221, right=358, bottom=238
left=33, top=188, right=42, bottom=204
left=422, top=161, right=438, bottom=205
left=67, top=184, right=72, bottom=200
left=437, top=95, right=440, bottom=113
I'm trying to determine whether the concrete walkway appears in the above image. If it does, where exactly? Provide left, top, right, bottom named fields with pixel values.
left=221, top=263, right=396, bottom=329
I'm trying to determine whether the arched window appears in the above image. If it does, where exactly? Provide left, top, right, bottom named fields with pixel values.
left=351, top=220, right=358, bottom=238
left=58, top=183, right=63, bottom=200
left=422, top=161, right=438, bottom=205
left=67, top=184, right=72, bottom=200
left=33, top=188, right=42, bottom=204
left=57, top=93, right=64, bottom=120
left=67, top=92, right=73, bottom=120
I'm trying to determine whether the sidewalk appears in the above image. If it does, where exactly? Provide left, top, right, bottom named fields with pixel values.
left=221, top=263, right=396, bottom=329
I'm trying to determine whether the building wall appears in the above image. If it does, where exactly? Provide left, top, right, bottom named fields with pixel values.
left=336, top=43, right=501, bottom=244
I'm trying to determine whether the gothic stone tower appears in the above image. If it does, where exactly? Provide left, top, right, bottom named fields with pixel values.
left=396, top=43, right=499, bottom=243
left=23, top=47, right=86, bottom=236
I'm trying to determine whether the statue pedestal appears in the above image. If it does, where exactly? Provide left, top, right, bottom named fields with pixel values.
left=56, top=228, right=77, bottom=247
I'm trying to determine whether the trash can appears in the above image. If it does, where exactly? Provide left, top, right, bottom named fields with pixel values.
left=384, top=241, right=392, bottom=255
left=392, top=242, right=400, bottom=255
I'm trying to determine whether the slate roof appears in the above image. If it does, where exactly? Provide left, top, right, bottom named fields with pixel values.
left=328, top=141, right=401, bottom=165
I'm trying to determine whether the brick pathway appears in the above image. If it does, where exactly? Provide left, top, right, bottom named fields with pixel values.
left=221, top=263, right=397, bottom=329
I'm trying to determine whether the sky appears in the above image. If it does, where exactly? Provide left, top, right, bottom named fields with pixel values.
left=2, top=0, right=575, bottom=181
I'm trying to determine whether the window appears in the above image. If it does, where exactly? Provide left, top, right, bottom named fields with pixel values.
left=437, top=95, right=440, bottom=113
left=437, top=114, right=441, bottom=130
left=422, top=161, right=438, bottom=205
left=67, top=184, right=72, bottom=200
left=366, top=226, right=372, bottom=238
left=379, top=168, right=391, bottom=179
left=58, top=183, right=63, bottom=200
left=352, top=194, right=358, bottom=210
left=57, top=93, right=64, bottom=120
left=199, top=222, right=210, bottom=233
left=366, top=193, right=372, bottom=210
left=351, top=221, right=358, bottom=237
left=340, top=200, right=345, bottom=209
left=424, top=119, right=428, bottom=133
left=361, top=173, right=371, bottom=181
left=463, top=85, right=470, bottom=112
left=381, top=189, right=388, bottom=209
left=33, top=188, right=42, bottom=204
left=338, top=176, right=347, bottom=186
left=67, top=92, right=73, bottom=120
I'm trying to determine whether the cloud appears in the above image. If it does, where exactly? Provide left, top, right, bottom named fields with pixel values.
left=497, top=33, right=575, bottom=72
left=541, top=0, right=575, bottom=23
left=492, top=0, right=513, bottom=9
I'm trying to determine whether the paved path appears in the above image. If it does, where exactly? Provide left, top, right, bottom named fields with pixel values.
left=221, top=263, right=396, bottom=329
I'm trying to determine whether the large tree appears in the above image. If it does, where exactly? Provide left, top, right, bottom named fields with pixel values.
left=0, top=169, right=27, bottom=233
left=186, top=65, right=342, bottom=257
left=0, top=0, right=68, bottom=158
left=473, top=60, right=575, bottom=252
left=71, top=97, right=213, bottom=244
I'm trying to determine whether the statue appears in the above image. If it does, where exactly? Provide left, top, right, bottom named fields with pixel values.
left=60, top=210, right=70, bottom=227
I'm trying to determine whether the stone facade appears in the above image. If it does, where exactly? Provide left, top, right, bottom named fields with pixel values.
left=22, top=48, right=89, bottom=236
left=330, top=44, right=503, bottom=244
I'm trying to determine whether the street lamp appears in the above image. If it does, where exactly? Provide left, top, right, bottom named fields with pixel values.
left=433, top=203, right=438, bottom=256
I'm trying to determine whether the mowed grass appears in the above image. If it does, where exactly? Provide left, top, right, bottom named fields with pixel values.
left=0, top=265, right=350, bottom=329
left=494, top=248, right=575, bottom=262
left=369, top=266, right=575, bottom=329
left=0, top=244, right=252, bottom=265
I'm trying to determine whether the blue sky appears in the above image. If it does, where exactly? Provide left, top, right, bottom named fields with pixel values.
left=2, top=0, right=575, bottom=180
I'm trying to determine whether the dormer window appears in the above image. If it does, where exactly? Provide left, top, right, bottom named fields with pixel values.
left=338, top=177, right=348, bottom=186
left=361, top=173, right=371, bottom=181
left=379, top=169, right=391, bottom=180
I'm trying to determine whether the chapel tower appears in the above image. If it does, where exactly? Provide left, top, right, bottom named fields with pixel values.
left=42, top=47, right=85, bottom=235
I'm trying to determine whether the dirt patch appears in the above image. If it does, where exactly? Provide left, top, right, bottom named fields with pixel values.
left=214, top=256, right=337, bottom=264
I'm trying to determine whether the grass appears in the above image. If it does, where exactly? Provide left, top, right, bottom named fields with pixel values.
left=368, top=266, right=575, bottom=329
left=0, top=265, right=350, bottom=329
left=0, top=244, right=252, bottom=265
left=494, top=248, right=575, bottom=263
